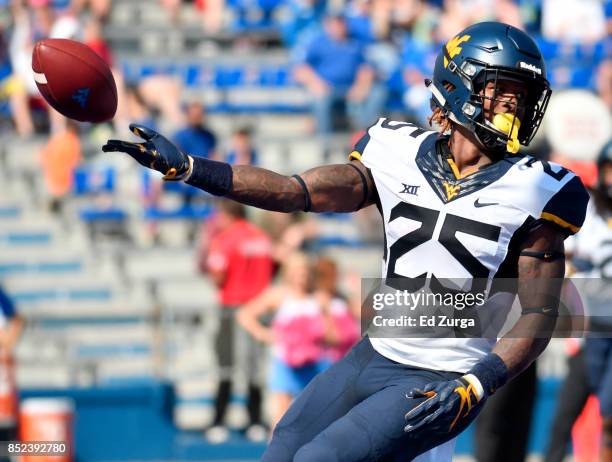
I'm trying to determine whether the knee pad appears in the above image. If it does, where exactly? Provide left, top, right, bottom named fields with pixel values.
left=294, top=442, right=340, bottom=462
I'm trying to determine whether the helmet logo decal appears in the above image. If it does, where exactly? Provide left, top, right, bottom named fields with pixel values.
left=444, top=35, right=471, bottom=68
left=443, top=181, right=461, bottom=200
left=519, top=62, right=542, bottom=75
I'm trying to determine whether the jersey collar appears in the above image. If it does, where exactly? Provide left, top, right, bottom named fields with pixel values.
left=416, top=136, right=518, bottom=203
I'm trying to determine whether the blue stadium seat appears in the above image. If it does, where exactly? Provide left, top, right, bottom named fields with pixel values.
left=79, top=208, right=129, bottom=222
left=11, top=287, right=113, bottom=303
left=143, top=204, right=214, bottom=220
left=0, top=261, right=83, bottom=276
left=0, top=231, right=52, bottom=245
left=74, top=167, right=117, bottom=195
left=0, top=206, right=22, bottom=219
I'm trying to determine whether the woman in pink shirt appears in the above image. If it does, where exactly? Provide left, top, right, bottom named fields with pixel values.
left=238, top=253, right=329, bottom=429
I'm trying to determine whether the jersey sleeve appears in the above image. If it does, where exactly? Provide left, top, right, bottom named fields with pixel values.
left=347, top=117, right=436, bottom=170
left=348, top=131, right=371, bottom=162
left=540, top=174, right=590, bottom=236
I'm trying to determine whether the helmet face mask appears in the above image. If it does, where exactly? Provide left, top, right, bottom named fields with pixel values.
left=428, top=22, right=552, bottom=154
left=470, top=66, right=551, bottom=151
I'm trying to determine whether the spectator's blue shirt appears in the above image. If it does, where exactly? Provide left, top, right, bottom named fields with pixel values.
left=0, top=287, right=16, bottom=326
left=226, top=149, right=258, bottom=165
left=173, top=126, right=217, bottom=159
left=303, top=32, right=366, bottom=91
left=281, top=0, right=326, bottom=46
left=345, top=12, right=375, bottom=45
left=400, top=35, right=437, bottom=76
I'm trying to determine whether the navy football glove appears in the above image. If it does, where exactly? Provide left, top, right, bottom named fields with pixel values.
left=404, top=375, right=485, bottom=435
left=103, top=124, right=192, bottom=181
left=404, top=353, right=508, bottom=435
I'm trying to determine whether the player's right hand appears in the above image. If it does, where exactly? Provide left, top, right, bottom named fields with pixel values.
left=103, top=124, right=192, bottom=181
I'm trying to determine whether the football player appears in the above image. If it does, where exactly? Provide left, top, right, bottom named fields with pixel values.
left=568, top=140, right=612, bottom=462
left=104, top=21, right=589, bottom=461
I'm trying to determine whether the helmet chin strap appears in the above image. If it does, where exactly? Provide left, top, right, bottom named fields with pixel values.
left=447, top=111, right=506, bottom=154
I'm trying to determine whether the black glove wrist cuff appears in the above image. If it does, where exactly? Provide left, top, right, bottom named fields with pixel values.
left=468, top=353, right=508, bottom=396
left=185, top=156, right=233, bottom=196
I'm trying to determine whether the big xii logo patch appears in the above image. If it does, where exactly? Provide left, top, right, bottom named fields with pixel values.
left=399, top=184, right=420, bottom=196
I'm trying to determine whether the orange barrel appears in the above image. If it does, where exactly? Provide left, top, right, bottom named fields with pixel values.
left=0, top=357, right=17, bottom=427
left=19, top=398, right=74, bottom=462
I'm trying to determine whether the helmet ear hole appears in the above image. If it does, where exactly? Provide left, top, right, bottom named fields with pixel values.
left=442, top=81, right=456, bottom=92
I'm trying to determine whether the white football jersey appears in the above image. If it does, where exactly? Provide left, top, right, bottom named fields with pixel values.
left=568, top=196, right=612, bottom=276
left=350, top=118, right=589, bottom=373
left=566, top=194, right=612, bottom=322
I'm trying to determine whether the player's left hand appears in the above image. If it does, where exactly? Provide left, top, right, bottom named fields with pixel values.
left=404, top=375, right=485, bottom=434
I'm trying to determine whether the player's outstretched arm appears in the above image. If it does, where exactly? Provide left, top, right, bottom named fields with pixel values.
left=103, top=124, right=375, bottom=213
left=228, top=162, right=374, bottom=212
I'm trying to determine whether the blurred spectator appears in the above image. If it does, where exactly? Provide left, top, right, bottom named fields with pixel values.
left=279, top=0, right=326, bottom=46
left=0, top=287, right=23, bottom=445
left=49, top=2, right=80, bottom=40
left=390, top=0, right=435, bottom=36
left=228, top=0, right=285, bottom=32
left=195, top=0, right=225, bottom=33
left=124, top=84, right=157, bottom=131
left=83, top=16, right=112, bottom=66
left=173, top=102, right=217, bottom=159
left=313, top=256, right=360, bottom=362
left=159, top=0, right=183, bottom=23
left=137, top=75, right=185, bottom=129
left=8, top=0, right=53, bottom=134
left=401, top=34, right=437, bottom=125
left=293, top=12, right=378, bottom=133
left=273, top=214, right=320, bottom=262
left=238, top=252, right=330, bottom=429
left=204, top=201, right=273, bottom=444
left=543, top=341, right=591, bottom=462
left=568, top=141, right=612, bottom=462
left=72, top=0, right=111, bottom=22
left=436, top=0, right=489, bottom=42
left=493, top=0, right=523, bottom=28
left=598, top=59, right=612, bottom=110
left=226, top=127, right=257, bottom=165
left=435, top=0, right=521, bottom=40
left=344, top=0, right=377, bottom=45
left=39, top=119, right=82, bottom=214
left=541, top=0, right=607, bottom=43
left=0, top=24, right=32, bottom=137
left=474, top=363, right=537, bottom=462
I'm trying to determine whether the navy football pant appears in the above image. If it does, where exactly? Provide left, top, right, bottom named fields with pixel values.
left=262, top=336, right=474, bottom=462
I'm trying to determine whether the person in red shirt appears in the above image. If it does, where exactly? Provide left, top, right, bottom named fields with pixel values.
left=204, top=200, right=273, bottom=443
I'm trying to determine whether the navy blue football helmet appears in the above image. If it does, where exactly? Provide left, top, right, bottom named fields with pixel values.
left=427, top=22, right=552, bottom=153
